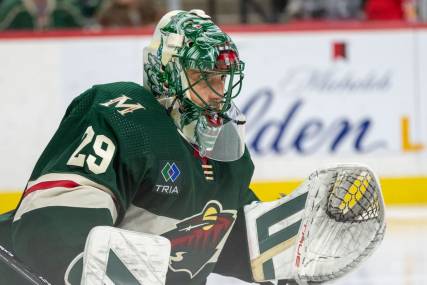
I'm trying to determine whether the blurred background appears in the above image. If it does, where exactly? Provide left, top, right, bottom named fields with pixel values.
left=0, top=0, right=426, bottom=284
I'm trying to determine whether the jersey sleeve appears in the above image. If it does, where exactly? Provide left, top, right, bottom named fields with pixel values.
left=214, top=164, right=290, bottom=285
left=213, top=146, right=265, bottom=283
left=213, top=209, right=274, bottom=285
left=11, top=84, right=149, bottom=284
left=20, top=84, right=148, bottom=220
left=212, top=208, right=254, bottom=282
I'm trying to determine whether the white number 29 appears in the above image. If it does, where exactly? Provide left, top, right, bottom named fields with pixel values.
left=67, top=126, right=116, bottom=174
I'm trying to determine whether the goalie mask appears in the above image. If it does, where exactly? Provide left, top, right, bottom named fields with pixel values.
left=143, top=10, right=246, bottom=161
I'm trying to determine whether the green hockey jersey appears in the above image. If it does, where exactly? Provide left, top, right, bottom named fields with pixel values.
left=6, top=82, right=259, bottom=285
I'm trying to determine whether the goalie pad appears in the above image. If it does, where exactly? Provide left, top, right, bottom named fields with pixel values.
left=65, top=226, right=171, bottom=285
left=244, top=164, right=386, bottom=284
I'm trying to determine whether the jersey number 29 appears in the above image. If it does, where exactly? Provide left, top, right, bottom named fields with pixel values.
left=67, top=126, right=116, bottom=174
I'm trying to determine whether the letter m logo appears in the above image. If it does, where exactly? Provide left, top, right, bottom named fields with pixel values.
left=100, top=95, right=145, bottom=116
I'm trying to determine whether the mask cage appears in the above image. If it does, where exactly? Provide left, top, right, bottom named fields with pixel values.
left=180, top=56, right=245, bottom=116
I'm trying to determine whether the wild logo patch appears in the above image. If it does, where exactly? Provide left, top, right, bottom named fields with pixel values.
left=163, top=201, right=237, bottom=278
left=154, top=161, right=183, bottom=195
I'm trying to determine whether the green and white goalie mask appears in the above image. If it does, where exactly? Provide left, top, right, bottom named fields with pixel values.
left=143, top=9, right=246, bottom=161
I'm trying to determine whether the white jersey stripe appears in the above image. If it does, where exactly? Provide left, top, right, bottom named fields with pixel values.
left=119, top=205, right=179, bottom=235
left=14, top=185, right=118, bottom=223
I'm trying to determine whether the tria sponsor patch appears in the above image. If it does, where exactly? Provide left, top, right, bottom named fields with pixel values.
left=161, top=162, right=181, bottom=182
left=154, top=161, right=183, bottom=196
left=154, top=185, right=179, bottom=195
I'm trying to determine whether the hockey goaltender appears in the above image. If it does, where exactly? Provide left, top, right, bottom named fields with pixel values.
left=0, top=9, right=386, bottom=285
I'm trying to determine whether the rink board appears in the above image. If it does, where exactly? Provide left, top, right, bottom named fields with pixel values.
left=0, top=25, right=426, bottom=200
left=1, top=175, right=426, bottom=214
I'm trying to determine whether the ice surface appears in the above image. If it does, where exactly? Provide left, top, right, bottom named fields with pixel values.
left=207, top=207, right=427, bottom=285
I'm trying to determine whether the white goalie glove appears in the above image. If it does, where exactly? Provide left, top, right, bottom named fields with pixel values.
left=244, top=164, right=386, bottom=284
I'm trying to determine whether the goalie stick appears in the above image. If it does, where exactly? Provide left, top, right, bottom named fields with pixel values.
left=0, top=243, right=51, bottom=285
